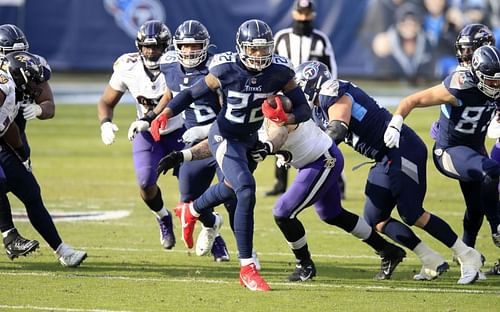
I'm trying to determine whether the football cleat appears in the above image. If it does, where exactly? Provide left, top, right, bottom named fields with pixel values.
left=56, top=243, right=87, bottom=268
left=413, top=251, right=449, bottom=281
left=288, top=258, right=316, bottom=282
left=157, top=213, right=175, bottom=249
left=374, top=244, right=406, bottom=280
left=240, top=263, right=271, bottom=291
left=455, top=247, right=483, bottom=285
left=492, top=224, right=500, bottom=247
left=212, top=234, right=230, bottom=262
left=3, top=229, right=39, bottom=260
left=484, top=259, right=500, bottom=276
left=180, top=202, right=198, bottom=249
left=196, top=213, right=223, bottom=256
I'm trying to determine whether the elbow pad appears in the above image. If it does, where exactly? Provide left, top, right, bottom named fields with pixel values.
left=325, top=120, right=349, bottom=145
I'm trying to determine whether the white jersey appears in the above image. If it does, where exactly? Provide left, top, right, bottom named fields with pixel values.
left=0, top=69, right=19, bottom=136
left=109, top=52, right=183, bottom=135
left=266, top=119, right=332, bottom=169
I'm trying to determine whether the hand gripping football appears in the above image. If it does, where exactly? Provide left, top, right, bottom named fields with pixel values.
left=262, top=94, right=292, bottom=123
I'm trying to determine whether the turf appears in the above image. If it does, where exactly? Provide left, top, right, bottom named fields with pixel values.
left=0, top=104, right=499, bottom=312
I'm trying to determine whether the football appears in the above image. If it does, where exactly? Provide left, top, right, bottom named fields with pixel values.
left=265, top=94, right=293, bottom=113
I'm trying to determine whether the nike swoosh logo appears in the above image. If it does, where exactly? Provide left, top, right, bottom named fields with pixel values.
left=383, top=264, right=392, bottom=276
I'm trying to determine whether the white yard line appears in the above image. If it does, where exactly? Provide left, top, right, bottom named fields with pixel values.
left=0, top=305, right=131, bottom=312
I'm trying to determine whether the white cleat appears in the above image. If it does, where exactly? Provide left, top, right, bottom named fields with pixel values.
left=56, top=243, right=87, bottom=268
left=456, top=247, right=483, bottom=285
left=413, top=251, right=449, bottom=281
left=196, top=213, right=223, bottom=256
left=492, top=224, right=500, bottom=248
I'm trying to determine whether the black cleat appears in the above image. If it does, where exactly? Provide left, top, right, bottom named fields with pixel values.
left=265, top=186, right=286, bottom=197
left=288, top=258, right=316, bottom=282
left=374, top=244, right=406, bottom=280
left=3, top=229, right=39, bottom=260
left=485, top=259, right=500, bottom=276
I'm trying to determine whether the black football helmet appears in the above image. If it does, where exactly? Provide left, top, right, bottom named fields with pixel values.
left=3, top=51, right=45, bottom=98
left=173, top=20, right=210, bottom=68
left=471, top=45, right=500, bottom=99
left=236, top=19, right=274, bottom=71
left=135, top=20, right=171, bottom=69
left=455, top=23, right=495, bottom=67
left=295, top=61, right=332, bottom=105
left=0, top=24, right=29, bottom=55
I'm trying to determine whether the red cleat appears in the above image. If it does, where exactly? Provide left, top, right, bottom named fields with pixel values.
left=239, top=263, right=271, bottom=292
left=180, top=202, right=197, bottom=249
left=174, top=202, right=183, bottom=218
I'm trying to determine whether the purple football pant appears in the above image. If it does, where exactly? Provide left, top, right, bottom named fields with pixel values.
left=132, top=128, right=185, bottom=189
left=273, top=145, right=344, bottom=221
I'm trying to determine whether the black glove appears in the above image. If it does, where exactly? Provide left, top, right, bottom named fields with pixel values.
left=157, top=151, right=184, bottom=176
left=275, top=150, right=293, bottom=168
left=249, top=141, right=273, bottom=162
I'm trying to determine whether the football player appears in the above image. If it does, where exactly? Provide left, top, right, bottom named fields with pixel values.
left=97, top=20, right=184, bottom=250
left=0, top=26, right=86, bottom=267
left=154, top=20, right=230, bottom=261
left=150, top=19, right=311, bottom=291
left=251, top=95, right=406, bottom=282
left=383, top=46, right=500, bottom=283
left=299, top=60, right=483, bottom=285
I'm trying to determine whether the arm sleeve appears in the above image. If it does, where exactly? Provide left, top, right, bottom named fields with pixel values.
left=167, top=78, right=212, bottom=116
left=284, top=86, right=311, bottom=123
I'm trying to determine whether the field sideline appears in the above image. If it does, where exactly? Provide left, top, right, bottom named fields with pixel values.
left=0, top=104, right=499, bottom=311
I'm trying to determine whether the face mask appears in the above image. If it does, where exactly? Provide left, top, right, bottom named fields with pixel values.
left=293, top=20, right=314, bottom=36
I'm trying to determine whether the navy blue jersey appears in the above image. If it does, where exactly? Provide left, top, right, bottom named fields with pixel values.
left=437, top=71, right=499, bottom=149
left=312, top=79, right=392, bottom=161
left=160, top=52, right=220, bottom=129
left=209, top=52, right=294, bottom=138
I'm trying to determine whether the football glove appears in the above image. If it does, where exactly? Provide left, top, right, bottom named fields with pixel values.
left=150, top=112, right=168, bottom=142
left=275, top=150, right=293, bottom=168
left=127, top=120, right=150, bottom=141
left=249, top=141, right=273, bottom=162
left=182, top=124, right=212, bottom=144
left=157, top=151, right=184, bottom=176
left=22, top=103, right=42, bottom=120
left=384, top=115, right=403, bottom=148
left=262, top=97, right=289, bottom=124
left=100, top=121, right=119, bottom=145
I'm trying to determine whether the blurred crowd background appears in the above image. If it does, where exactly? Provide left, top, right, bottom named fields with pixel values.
left=1, top=0, right=499, bottom=84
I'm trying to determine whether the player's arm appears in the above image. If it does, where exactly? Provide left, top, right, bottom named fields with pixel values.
left=24, top=81, right=55, bottom=120
left=97, top=85, right=124, bottom=145
left=157, top=139, right=211, bottom=176
left=394, top=84, right=458, bottom=119
left=282, top=79, right=311, bottom=124
left=326, top=95, right=352, bottom=144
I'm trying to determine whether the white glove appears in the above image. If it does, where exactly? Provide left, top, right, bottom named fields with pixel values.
left=100, top=121, right=119, bottom=145
left=22, top=103, right=42, bottom=120
left=384, top=115, right=403, bottom=148
left=488, top=118, right=500, bottom=139
left=182, top=123, right=212, bottom=144
left=127, top=120, right=150, bottom=141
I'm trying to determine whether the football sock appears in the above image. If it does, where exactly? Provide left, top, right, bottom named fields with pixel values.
left=422, top=214, right=457, bottom=248
left=144, top=187, right=163, bottom=212
left=382, top=218, right=420, bottom=250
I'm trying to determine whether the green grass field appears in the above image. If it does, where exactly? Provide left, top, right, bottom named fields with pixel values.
left=0, top=104, right=499, bottom=312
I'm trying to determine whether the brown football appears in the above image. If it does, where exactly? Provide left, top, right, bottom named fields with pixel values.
left=265, top=94, right=293, bottom=113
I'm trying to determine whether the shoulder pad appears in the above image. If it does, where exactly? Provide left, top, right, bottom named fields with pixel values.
left=209, top=52, right=236, bottom=69
left=319, top=79, right=339, bottom=97
left=271, top=54, right=293, bottom=69
left=113, top=53, right=140, bottom=72
left=159, top=51, right=177, bottom=65
left=447, top=70, right=476, bottom=90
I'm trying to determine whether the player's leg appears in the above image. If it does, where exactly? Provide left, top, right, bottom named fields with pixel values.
left=433, top=144, right=500, bottom=246
left=132, top=128, right=184, bottom=249
left=459, top=181, right=484, bottom=248
left=0, top=149, right=85, bottom=266
left=265, top=164, right=287, bottom=196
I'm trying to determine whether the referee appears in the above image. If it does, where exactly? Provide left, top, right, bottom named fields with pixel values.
left=268, top=0, right=345, bottom=197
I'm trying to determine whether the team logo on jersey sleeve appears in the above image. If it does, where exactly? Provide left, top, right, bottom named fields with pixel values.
left=0, top=73, right=8, bottom=84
